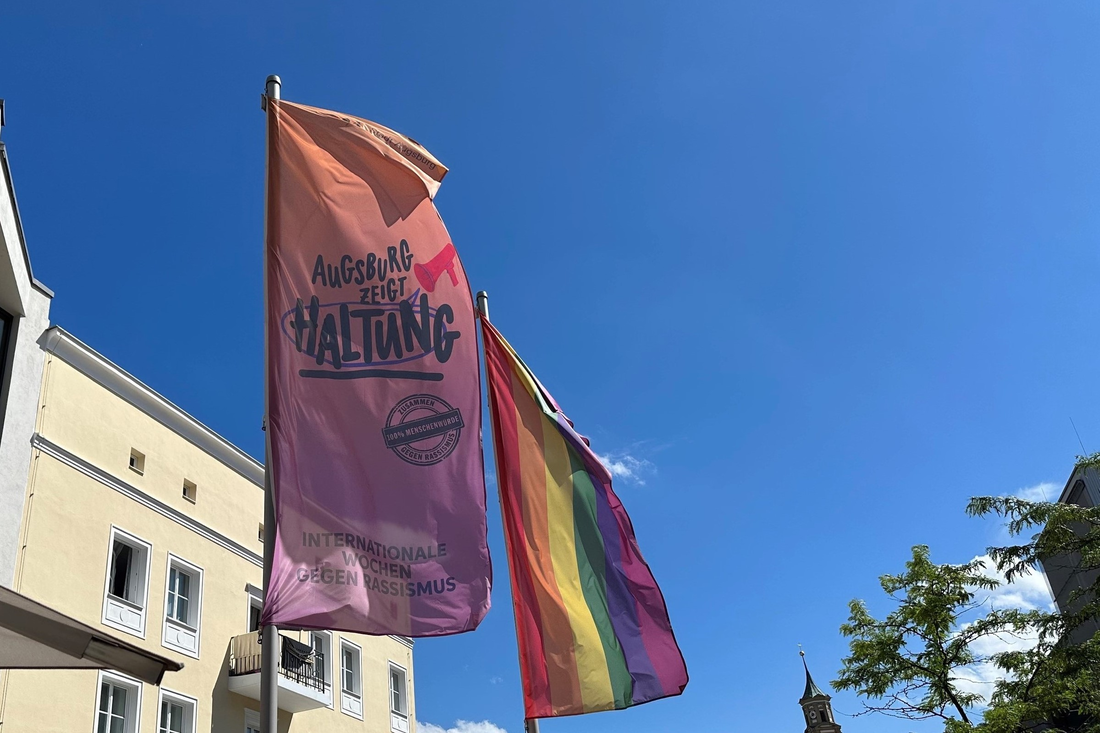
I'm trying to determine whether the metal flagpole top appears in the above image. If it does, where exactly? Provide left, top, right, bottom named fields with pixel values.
left=475, top=290, right=489, bottom=319
left=265, top=75, right=282, bottom=100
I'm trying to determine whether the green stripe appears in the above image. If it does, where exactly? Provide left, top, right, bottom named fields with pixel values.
left=569, top=446, right=632, bottom=708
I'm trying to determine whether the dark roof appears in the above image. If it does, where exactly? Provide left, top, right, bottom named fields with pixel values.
left=800, top=654, right=829, bottom=702
left=0, top=585, right=182, bottom=685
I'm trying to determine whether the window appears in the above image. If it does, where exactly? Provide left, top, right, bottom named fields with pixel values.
left=257, top=523, right=264, bottom=543
left=162, top=555, right=203, bottom=657
left=182, top=479, right=197, bottom=503
left=390, top=666, right=407, bottom=715
left=389, top=662, right=409, bottom=732
left=161, top=699, right=183, bottom=733
left=0, top=308, right=15, bottom=441
left=95, top=671, right=141, bottom=733
left=110, top=544, right=135, bottom=599
left=821, top=708, right=830, bottom=723
left=129, top=448, right=145, bottom=475
left=1070, top=479, right=1096, bottom=508
left=244, top=709, right=260, bottom=733
left=247, top=586, right=263, bottom=632
left=340, top=640, right=363, bottom=718
left=310, top=631, right=332, bottom=696
left=167, top=567, right=191, bottom=624
left=102, top=528, right=151, bottom=637
left=157, top=689, right=196, bottom=733
left=98, top=681, right=129, bottom=733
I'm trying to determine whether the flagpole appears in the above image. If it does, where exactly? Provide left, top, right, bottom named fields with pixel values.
left=261, top=72, right=281, bottom=733
left=474, top=291, right=541, bottom=733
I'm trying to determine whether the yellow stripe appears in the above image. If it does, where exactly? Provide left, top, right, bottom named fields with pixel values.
left=542, top=418, right=615, bottom=711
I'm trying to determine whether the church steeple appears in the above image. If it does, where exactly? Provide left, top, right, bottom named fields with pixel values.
left=799, top=649, right=842, bottom=732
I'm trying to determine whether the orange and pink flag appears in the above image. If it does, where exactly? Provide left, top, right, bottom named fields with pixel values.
left=262, top=99, right=491, bottom=636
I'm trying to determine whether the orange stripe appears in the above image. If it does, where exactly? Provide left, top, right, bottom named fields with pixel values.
left=512, top=366, right=583, bottom=713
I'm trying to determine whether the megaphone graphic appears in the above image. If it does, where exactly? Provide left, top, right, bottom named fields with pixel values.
left=414, top=243, right=459, bottom=293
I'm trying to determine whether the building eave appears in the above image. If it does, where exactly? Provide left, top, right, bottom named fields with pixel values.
left=41, top=326, right=264, bottom=486
left=0, top=143, right=53, bottom=299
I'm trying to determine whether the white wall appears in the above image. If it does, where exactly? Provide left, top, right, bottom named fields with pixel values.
left=0, top=142, right=53, bottom=588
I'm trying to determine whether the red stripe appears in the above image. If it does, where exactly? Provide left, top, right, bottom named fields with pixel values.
left=509, top=364, right=583, bottom=714
left=484, top=326, right=553, bottom=716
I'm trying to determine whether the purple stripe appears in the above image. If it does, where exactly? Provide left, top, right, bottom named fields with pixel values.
left=601, top=478, right=688, bottom=698
left=590, top=468, right=664, bottom=703
left=553, top=412, right=687, bottom=704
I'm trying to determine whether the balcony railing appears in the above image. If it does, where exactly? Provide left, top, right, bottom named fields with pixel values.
left=229, top=630, right=326, bottom=692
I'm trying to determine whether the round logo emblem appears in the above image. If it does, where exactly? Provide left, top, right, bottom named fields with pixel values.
left=381, top=394, right=465, bottom=466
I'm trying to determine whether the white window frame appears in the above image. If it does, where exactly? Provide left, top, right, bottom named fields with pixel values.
left=94, top=669, right=143, bottom=733
left=244, top=709, right=260, bottom=733
left=156, top=688, right=197, bottom=733
left=102, top=526, right=152, bottom=639
left=161, top=554, right=203, bottom=658
left=309, top=630, right=334, bottom=706
left=339, top=639, right=363, bottom=720
left=245, top=584, right=263, bottom=632
left=388, top=661, right=409, bottom=733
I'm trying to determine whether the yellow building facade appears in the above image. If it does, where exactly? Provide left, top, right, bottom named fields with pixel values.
left=0, top=327, right=417, bottom=733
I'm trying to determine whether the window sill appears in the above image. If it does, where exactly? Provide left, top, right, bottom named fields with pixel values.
left=102, top=607, right=146, bottom=638
left=390, top=712, right=410, bottom=733
left=166, top=616, right=198, bottom=633
left=107, top=593, right=144, bottom=612
left=340, top=693, right=364, bottom=721
left=163, top=618, right=201, bottom=659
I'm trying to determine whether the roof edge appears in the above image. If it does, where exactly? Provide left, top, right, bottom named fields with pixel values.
left=39, top=328, right=414, bottom=648
left=0, top=143, right=53, bottom=299
left=1058, top=463, right=1092, bottom=504
left=41, top=326, right=263, bottom=486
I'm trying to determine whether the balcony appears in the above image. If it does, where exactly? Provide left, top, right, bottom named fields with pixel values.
left=228, top=631, right=332, bottom=712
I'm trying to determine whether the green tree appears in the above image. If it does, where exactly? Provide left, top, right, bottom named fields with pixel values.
left=966, top=464, right=1100, bottom=733
left=833, top=545, right=1027, bottom=731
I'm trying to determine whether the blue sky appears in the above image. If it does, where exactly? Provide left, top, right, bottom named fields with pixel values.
left=4, top=2, right=1100, bottom=730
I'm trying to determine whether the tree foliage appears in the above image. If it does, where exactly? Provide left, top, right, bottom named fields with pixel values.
left=836, top=453, right=1100, bottom=732
left=833, top=545, right=1027, bottom=728
left=965, top=470, right=1100, bottom=733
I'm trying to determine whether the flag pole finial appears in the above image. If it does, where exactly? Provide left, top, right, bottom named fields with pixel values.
left=265, top=75, right=281, bottom=100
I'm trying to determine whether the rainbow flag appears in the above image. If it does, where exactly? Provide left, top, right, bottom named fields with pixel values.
left=481, top=318, right=688, bottom=718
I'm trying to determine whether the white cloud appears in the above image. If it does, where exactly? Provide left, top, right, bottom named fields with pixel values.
left=489, top=676, right=503, bottom=685
left=1015, top=482, right=1059, bottom=503
left=952, top=555, right=1055, bottom=705
left=596, top=453, right=654, bottom=486
left=986, top=481, right=1060, bottom=544
left=418, top=722, right=509, bottom=733
left=953, top=625, right=1040, bottom=704
left=972, top=554, right=1054, bottom=612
